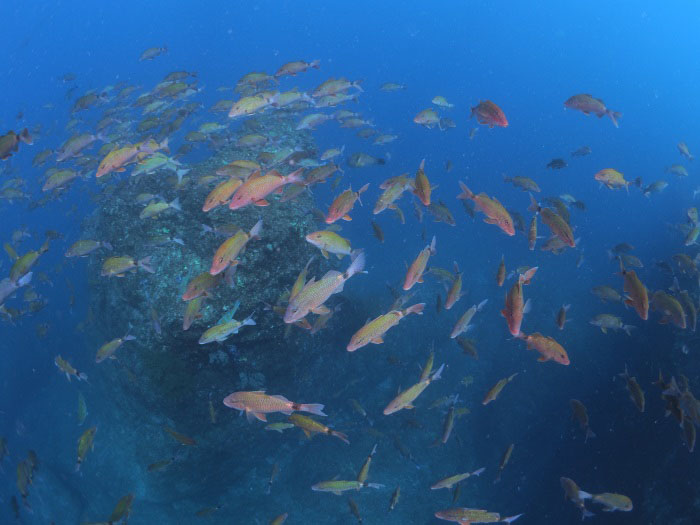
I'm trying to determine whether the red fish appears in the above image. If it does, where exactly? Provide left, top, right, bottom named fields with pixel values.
left=470, top=100, right=508, bottom=128
left=564, top=94, right=621, bottom=128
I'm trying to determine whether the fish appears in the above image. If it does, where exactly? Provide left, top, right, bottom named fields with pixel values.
left=380, top=82, right=405, bottom=91
left=209, top=220, right=262, bottom=275
left=618, top=259, right=649, bottom=320
left=445, top=262, right=464, bottom=309
left=76, top=426, right=97, bottom=471
left=265, top=422, right=294, bottom=433
left=457, top=182, right=514, bottom=236
left=560, top=477, right=595, bottom=520
left=546, top=158, right=567, bottom=169
left=163, top=426, right=197, bottom=446
left=384, top=364, right=445, bottom=415
left=583, top=492, right=633, bottom=512
left=284, top=250, right=365, bottom=323
left=470, top=100, right=508, bottom=127
left=96, top=328, right=136, bottom=363
left=594, top=168, right=630, bottom=191
left=275, top=59, right=320, bottom=77
left=288, top=413, right=349, bottom=444
left=678, top=141, right=694, bottom=161
left=139, top=46, right=167, bottom=60
left=306, top=230, right=352, bottom=259
left=371, top=220, right=385, bottom=243
left=528, top=215, right=537, bottom=250
left=427, top=201, right=455, bottom=225
left=431, top=468, right=485, bottom=489
left=182, top=272, right=218, bottom=301
left=388, top=486, right=400, bottom=511
left=223, top=391, right=326, bottom=422
left=493, top=443, right=515, bottom=484
left=482, top=374, right=518, bottom=405
left=0, top=273, right=33, bottom=306
left=403, top=236, right=437, bottom=290
left=374, top=174, right=411, bottom=214
left=435, top=507, right=522, bottom=524
left=456, top=337, right=478, bottom=360
left=501, top=273, right=532, bottom=336
left=55, top=355, right=88, bottom=382
left=516, top=332, right=570, bottom=365
left=450, top=300, right=488, bottom=338
left=199, top=311, right=255, bottom=345
left=101, top=255, right=155, bottom=277
left=414, top=108, right=440, bottom=128
left=589, top=314, right=635, bottom=335
left=591, top=285, right=622, bottom=303
left=347, top=303, right=425, bottom=351
left=0, top=128, right=32, bottom=160
left=619, top=365, right=645, bottom=412
left=528, top=195, right=575, bottom=247
left=325, top=184, right=369, bottom=223
left=556, top=304, right=570, bottom=330
left=228, top=168, right=305, bottom=209
left=356, top=444, right=378, bottom=483
left=139, top=197, right=181, bottom=219
left=65, top=240, right=113, bottom=257
left=503, top=176, right=540, bottom=192
left=77, top=392, right=88, bottom=425
left=413, top=159, right=431, bottom=206
left=564, top=94, right=621, bottom=127
left=311, top=480, right=383, bottom=495
left=650, top=290, right=686, bottom=329
left=496, top=256, right=506, bottom=286
left=571, top=146, right=592, bottom=157
left=569, top=400, right=596, bottom=442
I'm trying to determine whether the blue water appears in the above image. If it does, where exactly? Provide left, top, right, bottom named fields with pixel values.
left=2, top=1, right=700, bottom=523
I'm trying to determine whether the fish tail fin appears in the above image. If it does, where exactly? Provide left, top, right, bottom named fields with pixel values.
left=345, top=250, right=366, bottom=279
left=137, top=256, right=155, bottom=274
left=501, top=514, right=523, bottom=523
left=404, top=303, right=425, bottom=316
left=527, top=193, right=540, bottom=213
left=606, top=110, right=621, bottom=128
left=78, top=372, right=88, bottom=382
left=249, top=219, right=263, bottom=239
left=352, top=79, right=364, bottom=92
left=476, top=298, right=489, bottom=312
left=578, top=490, right=592, bottom=500
left=300, top=403, right=326, bottom=417
left=356, top=183, right=370, bottom=205
left=585, top=428, right=596, bottom=443
left=581, top=507, right=595, bottom=520
left=429, top=235, right=437, bottom=255
left=366, top=482, right=384, bottom=489
left=472, top=467, right=486, bottom=476
left=17, top=272, right=33, bottom=287
left=456, top=181, right=472, bottom=200
left=331, top=430, right=350, bottom=444
left=102, top=241, right=113, bottom=250
left=286, top=167, right=306, bottom=185
left=431, top=363, right=445, bottom=381
left=19, top=128, right=33, bottom=145
left=622, top=324, right=635, bottom=336
left=310, top=59, right=321, bottom=69
left=159, top=137, right=170, bottom=153
left=169, top=197, right=182, bottom=211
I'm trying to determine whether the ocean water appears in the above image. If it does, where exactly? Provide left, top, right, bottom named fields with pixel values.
left=1, top=1, right=700, bottom=523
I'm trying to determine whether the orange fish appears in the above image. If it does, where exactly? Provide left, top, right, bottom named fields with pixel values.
left=527, top=215, right=537, bottom=250
left=516, top=332, right=570, bottom=365
left=228, top=168, right=304, bottom=210
left=209, top=220, right=262, bottom=275
left=223, top=391, right=326, bottom=422
left=528, top=195, right=575, bottom=248
left=347, top=303, right=425, bottom=351
left=496, top=256, right=506, bottom=287
left=403, top=236, right=436, bottom=290
left=618, top=259, right=649, bottom=320
left=564, top=94, right=621, bottom=128
left=501, top=274, right=532, bottom=336
left=457, top=182, right=514, bottom=236
left=325, top=183, right=369, bottom=224
left=413, top=159, right=431, bottom=206
left=203, top=178, right=243, bottom=212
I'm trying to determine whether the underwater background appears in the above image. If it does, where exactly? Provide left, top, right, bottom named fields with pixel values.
left=1, top=1, right=700, bottom=523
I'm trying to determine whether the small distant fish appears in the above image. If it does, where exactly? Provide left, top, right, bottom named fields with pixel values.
left=546, top=158, right=567, bottom=169
left=571, top=146, right=592, bottom=157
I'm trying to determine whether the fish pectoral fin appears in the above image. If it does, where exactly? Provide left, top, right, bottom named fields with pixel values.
left=342, top=215, right=352, bottom=221
left=333, top=491, right=342, bottom=496
left=405, top=404, right=415, bottom=410
left=335, top=253, right=344, bottom=260
left=254, top=199, right=270, bottom=206
left=321, top=249, right=329, bottom=259
left=537, top=356, right=550, bottom=362
left=601, top=327, right=607, bottom=334
left=115, top=167, right=126, bottom=172
left=250, top=411, right=267, bottom=422
left=483, top=217, right=497, bottom=224
left=370, top=337, right=384, bottom=344
left=273, top=187, right=284, bottom=194
left=302, top=429, right=312, bottom=439
left=311, top=305, right=330, bottom=315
